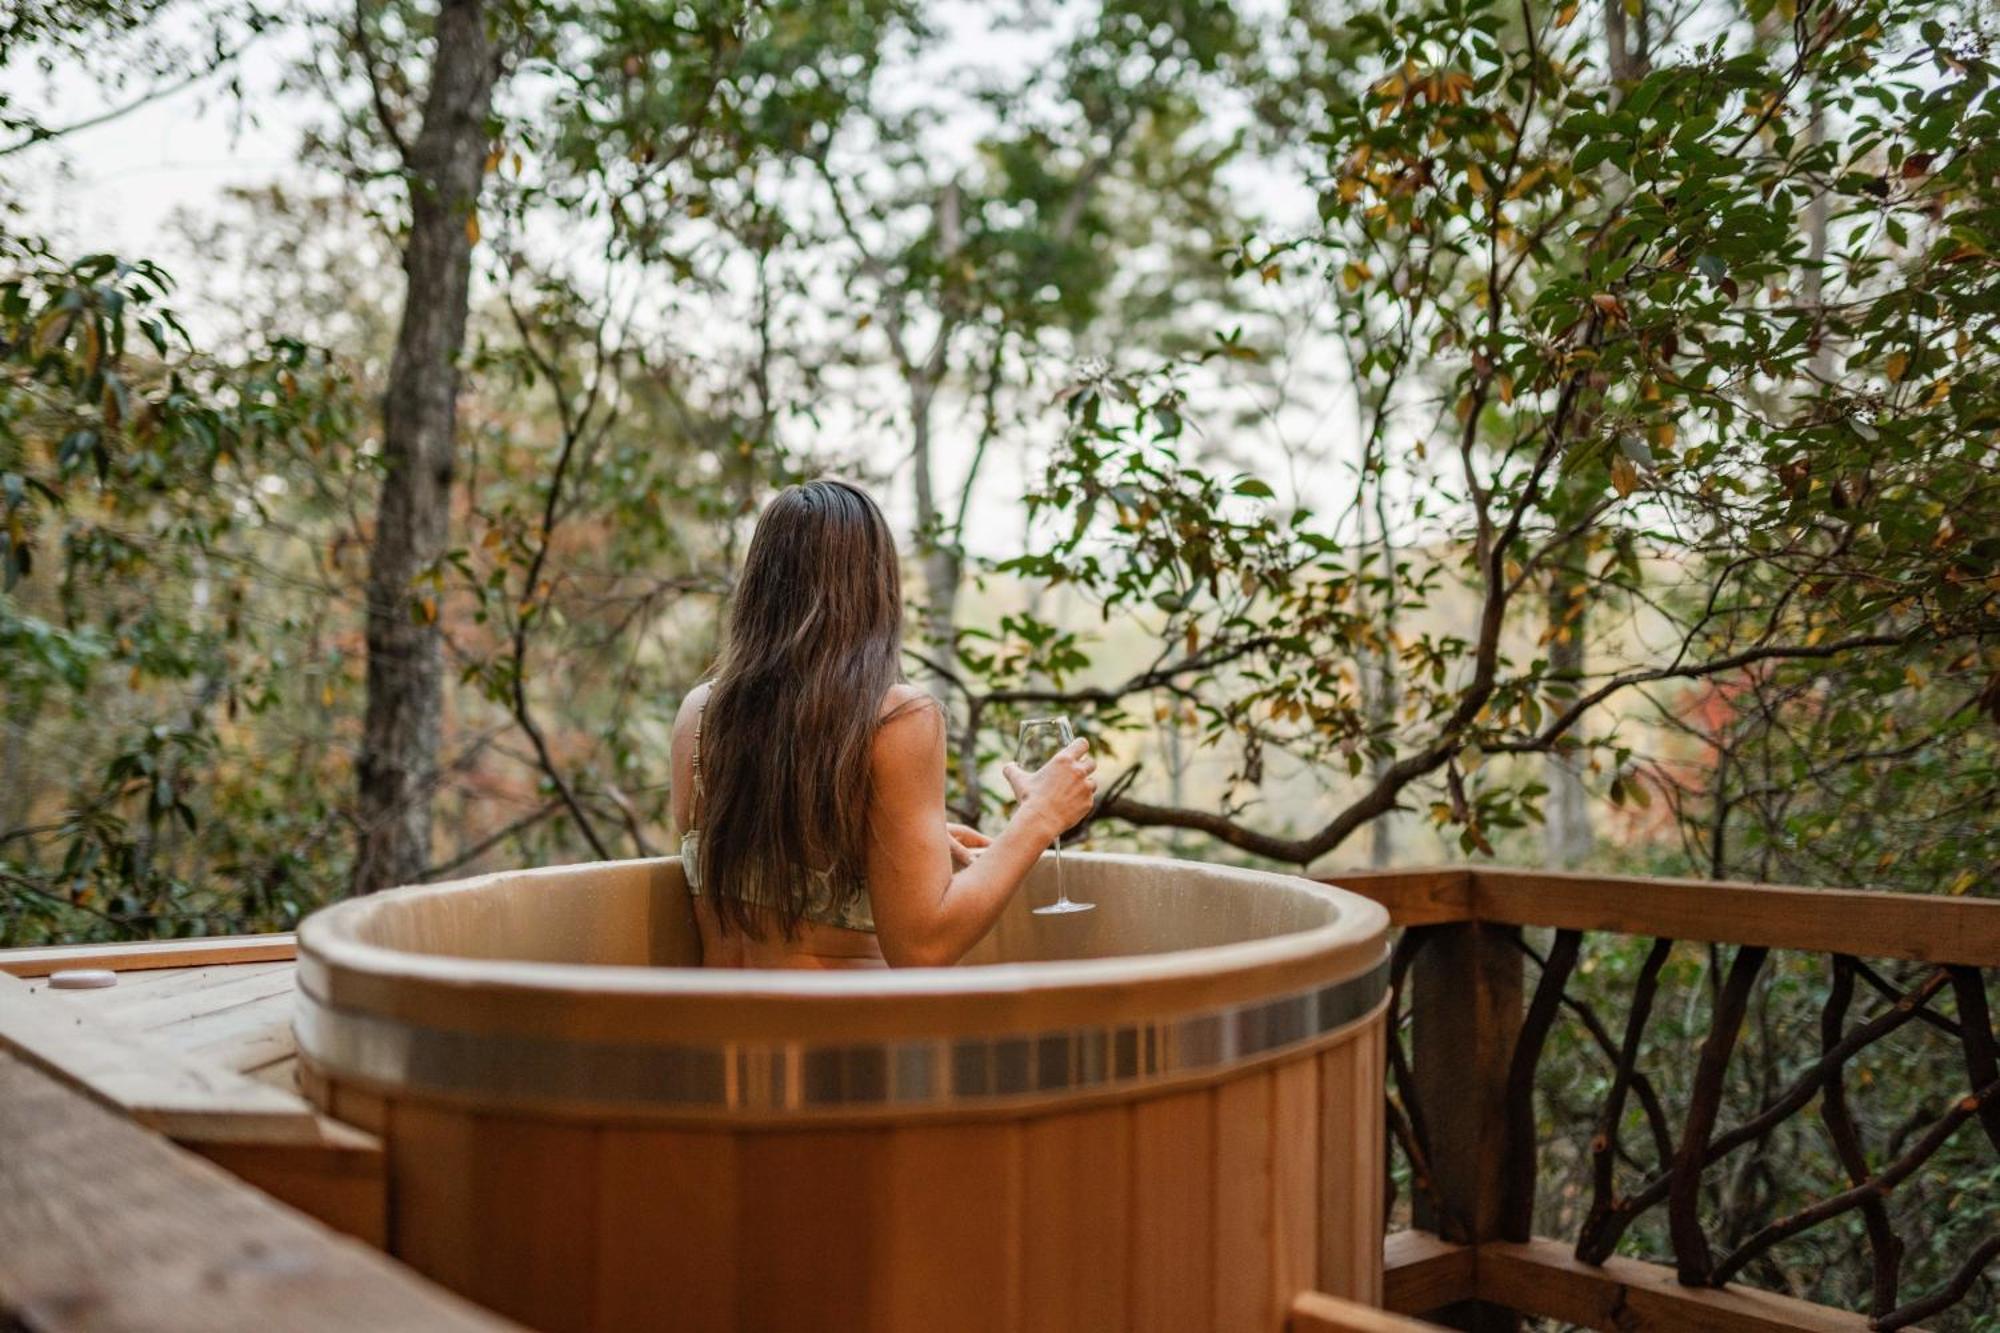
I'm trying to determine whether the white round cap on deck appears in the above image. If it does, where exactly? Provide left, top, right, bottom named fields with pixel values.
left=46, top=968, right=119, bottom=989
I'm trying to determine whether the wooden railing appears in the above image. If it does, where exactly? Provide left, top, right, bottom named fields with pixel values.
left=1332, top=867, right=2000, bottom=1332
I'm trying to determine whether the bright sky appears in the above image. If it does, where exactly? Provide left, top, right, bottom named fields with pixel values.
left=5, top=4, right=1366, bottom=560
left=8, top=13, right=317, bottom=262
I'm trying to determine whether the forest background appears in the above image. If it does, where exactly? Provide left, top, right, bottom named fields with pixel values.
left=3, top=0, right=1998, bottom=1320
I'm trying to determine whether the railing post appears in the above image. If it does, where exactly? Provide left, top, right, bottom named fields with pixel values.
left=1410, top=920, right=1523, bottom=1332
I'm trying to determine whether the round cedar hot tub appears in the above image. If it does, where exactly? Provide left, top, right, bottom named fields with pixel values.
left=293, top=852, right=1390, bottom=1333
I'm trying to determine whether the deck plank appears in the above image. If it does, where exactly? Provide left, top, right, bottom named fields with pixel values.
left=0, top=1051, right=509, bottom=1331
left=92, top=962, right=297, bottom=1028
left=0, top=933, right=296, bottom=977
left=9, top=956, right=302, bottom=1089
left=0, top=971, right=318, bottom=1145
left=0, top=968, right=379, bottom=1241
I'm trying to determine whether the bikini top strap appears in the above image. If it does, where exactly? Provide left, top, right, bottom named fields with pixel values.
left=691, top=698, right=707, bottom=817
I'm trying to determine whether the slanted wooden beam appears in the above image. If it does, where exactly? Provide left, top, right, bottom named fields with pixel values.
left=0, top=1051, right=511, bottom=1331
left=0, top=971, right=320, bottom=1144
left=1383, top=1232, right=1894, bottom=1333
left=1476, top=1238, right=1879, bottom=1333
left=0, top=970, right=384, bottom=1242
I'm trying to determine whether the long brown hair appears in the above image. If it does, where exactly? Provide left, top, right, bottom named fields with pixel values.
left=695, top=479, right=911, bottom=937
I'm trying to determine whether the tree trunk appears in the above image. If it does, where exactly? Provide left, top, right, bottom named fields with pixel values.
left=1362, top=464, right=1400, bottom=868
left=909, top=377, right=962, bottom=687
left=1538, top=0, right=1647, bottom=870
left=1543, top=573, right=1594, bottom=865
left=352, top=0, right=497, bottom=894
left=911, top=380, right=976, bottom=815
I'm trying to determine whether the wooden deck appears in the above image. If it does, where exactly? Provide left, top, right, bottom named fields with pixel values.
left=0, top=929, right=1435, bottom=1333
left=0, top=935, right=387, bottom=1244
left=6, top=954, right=301, bottom=1088
left=0, top=1046, right=514, bottom=1331
left=13, top=865, right=1983, bottom=1331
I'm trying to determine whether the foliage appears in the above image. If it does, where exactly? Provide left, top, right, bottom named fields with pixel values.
left=0, top=228, right=361, bottom=940
left=1506, top=935, right=2000, bottom=1327
left=5, top=0, right=2000, bottom=1318
left=945, top=0, right=2000, bottom=873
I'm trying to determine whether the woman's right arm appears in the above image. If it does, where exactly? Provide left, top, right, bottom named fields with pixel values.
left=865, top=699, right=1096, bottom=968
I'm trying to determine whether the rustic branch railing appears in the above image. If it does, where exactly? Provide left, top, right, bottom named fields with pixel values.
left=1333, top=868, right=2000, bottom=1333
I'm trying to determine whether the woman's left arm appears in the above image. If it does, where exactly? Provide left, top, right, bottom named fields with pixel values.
left=864, top=698, right=1089, bottom=966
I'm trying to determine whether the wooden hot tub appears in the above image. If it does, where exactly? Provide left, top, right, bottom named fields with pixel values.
left=293, top=852, right=1390, bottom=1332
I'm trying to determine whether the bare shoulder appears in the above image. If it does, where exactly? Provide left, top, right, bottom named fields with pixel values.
left=874, top=684, right=944, bottom=762
left=674, top=680, right=715, bottom=730
left=878, top=682, right=937, bottom=723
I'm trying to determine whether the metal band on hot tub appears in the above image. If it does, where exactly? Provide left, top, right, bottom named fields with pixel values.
left=294, top=954, right=1390, bottom=1115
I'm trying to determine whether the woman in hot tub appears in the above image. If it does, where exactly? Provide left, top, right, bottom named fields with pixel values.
left=671, top=478, right=1097, bottom=969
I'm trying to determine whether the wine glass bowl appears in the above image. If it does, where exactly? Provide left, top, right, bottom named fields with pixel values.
left=1016, top=716, right=1095, bottom=916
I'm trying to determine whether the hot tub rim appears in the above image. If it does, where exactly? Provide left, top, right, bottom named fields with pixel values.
left=294, top=988, right=1392, bottom=1127
left=295, top=852, right=1391, bottom=1047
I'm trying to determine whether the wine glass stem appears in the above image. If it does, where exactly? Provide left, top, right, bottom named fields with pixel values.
left=1052, top=831, right=1067, bottom=905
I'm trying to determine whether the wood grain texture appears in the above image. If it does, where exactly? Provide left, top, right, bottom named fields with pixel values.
left=385, top=1100, right=483, bottom=1295
left=0, top=963, right=375, bottom=1241
left=1319, top=1022, right=1388, bottom=1306
left=594, top=1126, right=739, bottom=1333
left=191, top=1134, right=386, bottom=1246
left=1475, top=1238, right=1875, bottom=1333
left=1408, top=924, right=1519, bottom=1332
left=187, top=1015, right=297, bottom=1078
left=463, top=1116, right=601, bottom=1333
left=1131, top=1086, right=1218, bottom=1333
left=0, top=1051, right=509, bottom=1332
left=1271, top=1056, right=1323, bottom=1323
left=1471, top=868, right=2000, bottom=966
left=1213, top=1071, right=1277, bottom=1331
left=734, top=1129, right=884, bottom=1332
left=875, top=1122, right=1023, bottom=1333
left=387, top=1106, right=606, bottom=1329
left=1317, top=870, right=1475, bottom=928
left=1382, top=1231, right=1475, bottom=1313
left=1330, top=867, right=2000, bottom=967
left=1357, top=1020, right=1387, bottom=1304
left=0, top=932, right=297, bottom=977
left=298, top=853, right=1390, bottom=1048
left=94, top=963, right=296, bottom=1031
left=370, top=1041, right=1384, bottom=1331
left=43, top=962, right=291, bottom=1023
left=1292, top=1290, right=1451, bottom=1331
left=286, top=853, right=1395, bottom=1330
left=0, top=970, right=324, bottom=1145
left=39, top=958, right=301, bottom=1079
left=1408, top=925, right=1519, bottom=1244
left=1020, top=1102, right=1134, bottom=1332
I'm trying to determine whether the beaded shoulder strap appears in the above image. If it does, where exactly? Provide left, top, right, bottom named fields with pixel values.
left=690, top=699, right=707, bottom=819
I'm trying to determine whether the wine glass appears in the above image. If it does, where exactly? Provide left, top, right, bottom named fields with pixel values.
left=1017, top=716, right=1095, bottom=915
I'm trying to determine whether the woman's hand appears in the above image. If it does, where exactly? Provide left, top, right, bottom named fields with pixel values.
left=1001, top=736, right=1098, bottom=838
left=867, top=705, right=1098, bottom=969
left=945, top=822, right=991, bottom=868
